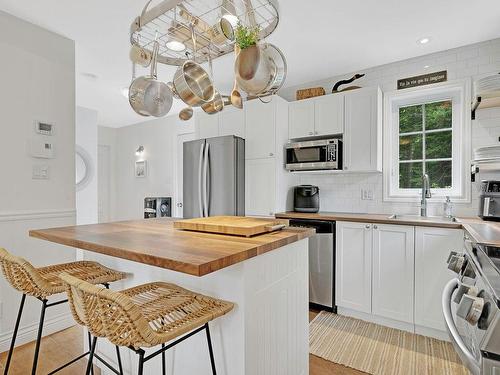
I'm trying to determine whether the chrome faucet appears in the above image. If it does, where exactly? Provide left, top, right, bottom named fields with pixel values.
left=420, top=174, right=432, bottom=217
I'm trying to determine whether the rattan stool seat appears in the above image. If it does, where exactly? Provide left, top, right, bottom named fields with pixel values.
left=0, top=247, right=125, bottom=299
left=61, top=274, right=234, bottom=349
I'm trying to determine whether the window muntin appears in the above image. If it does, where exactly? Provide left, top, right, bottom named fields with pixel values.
left=398, top=100, right=452, bottom=190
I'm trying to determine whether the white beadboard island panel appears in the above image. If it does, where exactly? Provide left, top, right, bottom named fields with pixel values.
left=93, top=239, right=309, bottom=375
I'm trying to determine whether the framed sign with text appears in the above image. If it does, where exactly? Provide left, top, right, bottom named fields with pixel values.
left=397, top=71, right=447, bottom=90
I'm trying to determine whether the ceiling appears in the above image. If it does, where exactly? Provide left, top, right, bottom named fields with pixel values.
left=1, top=0, right=499, bottom=128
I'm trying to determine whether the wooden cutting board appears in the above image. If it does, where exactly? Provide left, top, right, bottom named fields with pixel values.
left=173, top=216, right=287, bottom=237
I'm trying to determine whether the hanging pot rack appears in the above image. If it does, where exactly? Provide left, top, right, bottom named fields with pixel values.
left=130, top=0, right=280, bottom=66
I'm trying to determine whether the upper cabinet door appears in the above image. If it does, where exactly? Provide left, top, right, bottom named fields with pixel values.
left=220, top=108, right=245, bottom=138
left=196, top=112, right=220, bottom=139
left=336, top=221, right=372, bottom=314
left=314, top=94, right=344, bottom=136
left=245, top=99, right=276, bottom=159
left=415, top=227, right=463, bottom=332
left=372, top=224, right=414, bottom=324
left=344, top=87, right=382, bottom=172
left=288, top=99, right=315, bottom=139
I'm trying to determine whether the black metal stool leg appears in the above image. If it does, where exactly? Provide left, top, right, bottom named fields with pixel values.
left=87, top=332, right=95, bottom=375
left=31, top=299, right=47, bottom=375
left=85, top=336, right=98, bottom=375
left=137, top=350, right=145, bottom=375
left=4, top=294, right=26, bottom=375
left=205, top=323, right=217, bottom=375
left=161, top=344, right=166, bottom=375
left=115, top=346, right=124, bottom=375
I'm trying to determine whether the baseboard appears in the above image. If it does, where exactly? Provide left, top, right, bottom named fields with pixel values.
left=337, top=307, right=414, bottom=333
left=0, top=312, right=75, bottom=353
left=415, top=325, right=449, bottom=341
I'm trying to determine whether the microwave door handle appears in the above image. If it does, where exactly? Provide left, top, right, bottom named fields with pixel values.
left=442, top=279, right=481, bottom=375
left=203, top=142, right=210, bottom=217
left=198, top=142, right=205, bottom=217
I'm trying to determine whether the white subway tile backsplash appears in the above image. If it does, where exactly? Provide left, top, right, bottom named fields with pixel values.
left=285, top=38, right=500, bottom=217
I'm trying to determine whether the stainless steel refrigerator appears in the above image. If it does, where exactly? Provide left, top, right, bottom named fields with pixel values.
left=183, top=135, right=245, bottom=218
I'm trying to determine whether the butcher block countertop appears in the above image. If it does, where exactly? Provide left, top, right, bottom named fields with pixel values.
left=276, top=212, right=500, bottom=247
left=29, top=218, right=314, bottom=277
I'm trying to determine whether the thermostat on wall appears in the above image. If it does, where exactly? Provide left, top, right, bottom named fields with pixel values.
left=35, top=121, right=55, bottom=136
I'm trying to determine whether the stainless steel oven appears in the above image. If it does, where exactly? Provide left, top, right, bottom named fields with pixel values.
left=285, top=139, right=342, bottom=171
left=444, top=234, right=500, bottom=375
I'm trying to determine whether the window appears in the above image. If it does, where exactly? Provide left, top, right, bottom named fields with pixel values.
left=383, top=80, right=471, bottom=202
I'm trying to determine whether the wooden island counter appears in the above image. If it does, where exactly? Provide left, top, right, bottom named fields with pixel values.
left=30, top=218, right=314, bottom=375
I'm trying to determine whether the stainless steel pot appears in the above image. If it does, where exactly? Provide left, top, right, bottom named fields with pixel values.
left=235, top=43, right=286, bottom=97
left=202, top=90, right=224, bottom=114
left=173, top=24, right=215, bottom=107
left=129, top=41, right=173, bottom=117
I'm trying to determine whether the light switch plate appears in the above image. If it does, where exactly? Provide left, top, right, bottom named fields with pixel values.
left=361, top=189, right=374, bottom=200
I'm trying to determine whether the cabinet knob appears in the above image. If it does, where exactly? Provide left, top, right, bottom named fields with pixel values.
left=308, top=131, right=314, bottom=135
left=373, top=225, right=378, bottom=229
left=345, top=166, right=349, bottom=170
left=314, top=131, right=318, bottom=135
left=176, top=203, right=183, bottom=208
left=365, top=224, right=371, bottom=229
left=269, top=152, right=274, bottom=157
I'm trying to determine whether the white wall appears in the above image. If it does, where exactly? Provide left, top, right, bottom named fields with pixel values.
left=0, top=10, right=76, bottom=351
left=76, top=106, right=98, bottom=225
left=280, top=38, right=500, bottom=217
left=99, top=116, right=178, bottom=221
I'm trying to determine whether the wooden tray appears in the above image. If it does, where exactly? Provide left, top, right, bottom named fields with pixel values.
left=173, top=216, right=287, bottom=237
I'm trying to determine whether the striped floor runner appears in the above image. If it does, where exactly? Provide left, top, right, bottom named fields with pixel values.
left=309, top=311, right=470, bottom=375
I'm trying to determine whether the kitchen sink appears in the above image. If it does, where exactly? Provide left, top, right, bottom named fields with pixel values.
left=387, top=214, right=457, bottom=223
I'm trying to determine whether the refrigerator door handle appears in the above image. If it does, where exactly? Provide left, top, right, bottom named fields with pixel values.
left=198, top=142, right=205, bottom=217
left=203, top=142, right=210, bottom=217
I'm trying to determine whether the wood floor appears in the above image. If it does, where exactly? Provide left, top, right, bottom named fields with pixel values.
left=0, top=310, right=364, bottom=374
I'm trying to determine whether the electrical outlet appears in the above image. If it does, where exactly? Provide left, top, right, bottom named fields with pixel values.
left=32, top=165, right=50, bottom=180
left=361, top=189, right=374, bottom=200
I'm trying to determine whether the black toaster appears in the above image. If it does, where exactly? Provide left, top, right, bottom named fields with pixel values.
left=294, top=185, right=320, bottom=213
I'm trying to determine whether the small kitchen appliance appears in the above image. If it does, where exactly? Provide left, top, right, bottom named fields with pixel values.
left=285, top=138, right=342, bottom=171
left=478, top=180, right=500, bottom=221
left=444, top=233, right=500, bottom=374
left=294, top=185, right=320, bottom=213
left=144, top=197, right=171, bottom=219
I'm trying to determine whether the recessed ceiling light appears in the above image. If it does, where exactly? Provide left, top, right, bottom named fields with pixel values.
left=424, top=65, right=430, bottom=69
left=166, top=40, right=186, bottom=52
left=418, top=37, right=431, bottom=45
left=121, top=87, right=129, bottom=98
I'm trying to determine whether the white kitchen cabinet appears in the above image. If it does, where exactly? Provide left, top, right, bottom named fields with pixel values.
left=415, top=227, right=463, bottom=332
left=372, top=224, right=414, bottom=323
left=288, top=95, right=344, bottom=139
left=245, top=158, right=276, bottom=217
left=288, top=99, right=315, bottom=139
left=245, top=99, right=276, bottom=159
left=314, top=94, right=344, bottom=136
left=336, top=221, right=372, bottom=314
left=220, top=107, right=245, bottom=138
left=343, top=87, right=382, bottom=172
left=195, top=111, right=220, bottom=139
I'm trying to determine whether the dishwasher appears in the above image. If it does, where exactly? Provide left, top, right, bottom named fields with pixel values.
left=289, top=219, right=336, bottom=312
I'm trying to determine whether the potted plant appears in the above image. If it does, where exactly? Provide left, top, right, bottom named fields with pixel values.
left=234, top=23, right=261, bottom=80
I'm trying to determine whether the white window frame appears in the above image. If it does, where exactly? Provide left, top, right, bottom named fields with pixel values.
left=383, top=79, right=471, bottom=203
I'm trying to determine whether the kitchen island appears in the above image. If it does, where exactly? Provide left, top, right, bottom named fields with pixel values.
left=30, top=218, right=314, bottom=375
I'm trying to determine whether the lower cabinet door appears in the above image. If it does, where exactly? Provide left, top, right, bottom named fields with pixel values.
left=372, top=224, right=414, bottom=323
left=415, top=227, right=463, bottom=331
left=336, top=221, right=372, bottom=314
left=245, top=158, right=276, bottom=217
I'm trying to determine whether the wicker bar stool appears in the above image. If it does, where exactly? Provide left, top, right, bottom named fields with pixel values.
left=60, top=273, right=234, bottom=375
left=0, top=247, right=126, bottom=375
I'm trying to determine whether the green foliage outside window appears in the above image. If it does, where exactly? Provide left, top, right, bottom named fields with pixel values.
left=398, top=100, right=452, bottom=189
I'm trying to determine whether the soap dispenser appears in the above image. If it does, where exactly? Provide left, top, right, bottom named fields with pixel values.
left=443, top=196, right=453, bottom=218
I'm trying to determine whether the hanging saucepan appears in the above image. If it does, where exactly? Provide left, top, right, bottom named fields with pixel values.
left=129, top=41, right=173, bottom=117
left=235, top=43, right=287, bottom=97
left=173, top=26, right=215, bottom=107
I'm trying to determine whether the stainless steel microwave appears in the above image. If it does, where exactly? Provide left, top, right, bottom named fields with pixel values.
left=285, top=139, right=342, bottom=171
